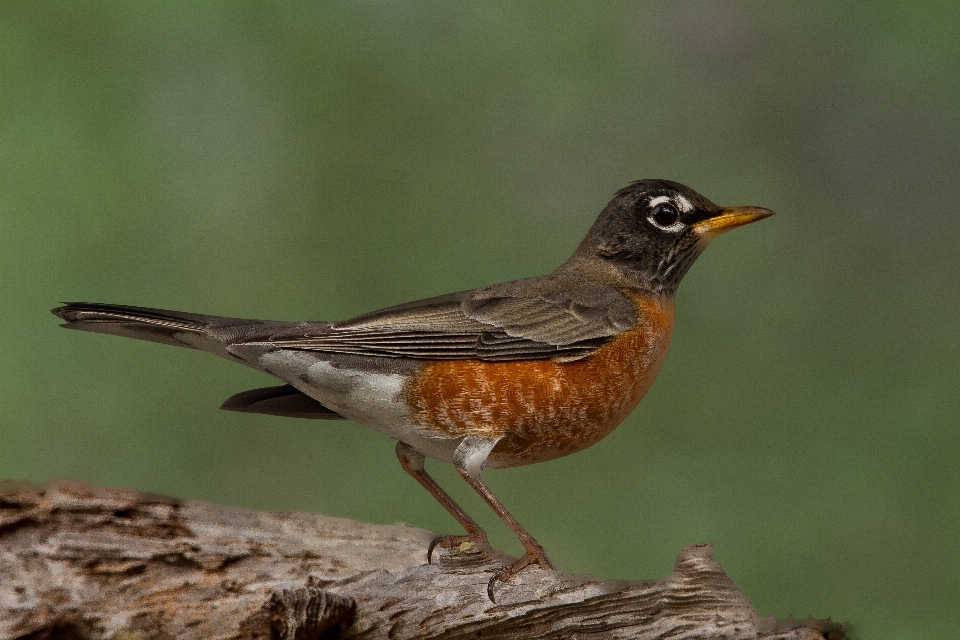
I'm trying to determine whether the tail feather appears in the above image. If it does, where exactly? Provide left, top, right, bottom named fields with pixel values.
left=53, top=302, right=213, bottom=329
left=51, top=302, right=289, bottom=355
left=52, top=303, right=219, bottom=349
left=52, top=303, right=345, bottom=413
left=220, top=384, right=346, bottom=420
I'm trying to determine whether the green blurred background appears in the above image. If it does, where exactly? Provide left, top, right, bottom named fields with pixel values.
left=3, top=2, right=959, bottom=637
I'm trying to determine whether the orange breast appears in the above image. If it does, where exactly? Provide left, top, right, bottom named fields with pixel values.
left=405, top=294, right=675, bottom=468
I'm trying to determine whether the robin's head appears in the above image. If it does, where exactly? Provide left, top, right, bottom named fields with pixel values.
left=558, top=179, right=774, bottom=296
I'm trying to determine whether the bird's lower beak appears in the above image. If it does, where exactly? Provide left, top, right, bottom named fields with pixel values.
left=693, top=206, right=775, bottom=237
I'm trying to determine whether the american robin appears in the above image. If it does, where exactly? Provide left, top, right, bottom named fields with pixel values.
left=52, top=179, right=773, bottom=601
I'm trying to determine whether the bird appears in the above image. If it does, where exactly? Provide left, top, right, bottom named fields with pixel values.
left=52, top=179, right=773, bottom=601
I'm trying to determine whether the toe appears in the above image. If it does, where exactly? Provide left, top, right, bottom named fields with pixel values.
left=485, top=550, right=554, bottom=602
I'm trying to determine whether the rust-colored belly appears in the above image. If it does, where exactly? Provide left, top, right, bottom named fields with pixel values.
left=406, top=295, right=675, bottom=468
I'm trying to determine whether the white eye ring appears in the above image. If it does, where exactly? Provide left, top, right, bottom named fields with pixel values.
left=647, top=197, right=685, bottom=231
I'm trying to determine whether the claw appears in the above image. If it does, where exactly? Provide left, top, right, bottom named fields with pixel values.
left=426, top=535, right=449, bottom=564
left=485, top=549, right=555, bottom=603
left=486, top=571, right=501, bottom=603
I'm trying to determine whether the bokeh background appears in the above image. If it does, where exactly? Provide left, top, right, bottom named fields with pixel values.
left=3, top=2, right=959, bottom=637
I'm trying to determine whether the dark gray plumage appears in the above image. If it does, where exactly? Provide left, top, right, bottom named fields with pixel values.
left=54, top=274, right=640, bottom=364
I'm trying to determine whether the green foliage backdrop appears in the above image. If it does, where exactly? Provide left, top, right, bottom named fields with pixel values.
left=3, top=3, right=959, bottom=637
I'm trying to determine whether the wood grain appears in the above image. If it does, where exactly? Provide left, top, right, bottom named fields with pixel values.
left=0, top=480, right=842, bottom=640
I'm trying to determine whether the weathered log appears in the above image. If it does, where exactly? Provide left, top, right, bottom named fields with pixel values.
left=0, top=480, right=842, bottom=639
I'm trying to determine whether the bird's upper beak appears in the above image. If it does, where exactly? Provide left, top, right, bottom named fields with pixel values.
left=693, top=206, right=775, bottom=238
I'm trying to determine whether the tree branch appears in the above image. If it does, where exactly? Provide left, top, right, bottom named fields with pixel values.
left=0, top=480, right=842, bottom=640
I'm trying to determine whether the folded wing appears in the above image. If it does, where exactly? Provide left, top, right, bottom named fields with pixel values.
left=257, top=275, right=638, bottom=361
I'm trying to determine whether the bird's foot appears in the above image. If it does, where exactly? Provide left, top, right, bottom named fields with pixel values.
left=486, top=547, right=555, bottom=603
left=427, top=533, right=490, bottom=566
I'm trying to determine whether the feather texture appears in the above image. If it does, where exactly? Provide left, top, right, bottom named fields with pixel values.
left=258, top=274, right=638, bottom=361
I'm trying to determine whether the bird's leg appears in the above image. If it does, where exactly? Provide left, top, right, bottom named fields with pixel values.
left=395, top=442, right=489, bottom=563
left=453, top=437, right=554, bottom=602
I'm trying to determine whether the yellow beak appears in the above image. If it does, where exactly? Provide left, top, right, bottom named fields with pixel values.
left=693, top=206, right=775, bottom=237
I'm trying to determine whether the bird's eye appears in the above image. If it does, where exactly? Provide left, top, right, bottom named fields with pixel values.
left=650, top=203, right=680, bottom=229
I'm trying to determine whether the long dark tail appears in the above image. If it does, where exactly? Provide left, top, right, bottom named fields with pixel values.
left=53, top=303, right=218, bottom=349
left=52, top=302, right=346, bottom=420
left=51, top=302, right=294, bottom=356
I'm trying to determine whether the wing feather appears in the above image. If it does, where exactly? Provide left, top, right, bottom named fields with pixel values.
left=253, top=274, right=638, bottom=361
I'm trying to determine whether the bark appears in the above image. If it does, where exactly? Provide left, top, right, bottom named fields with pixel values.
left=0, top=480, right=842, bottom=640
